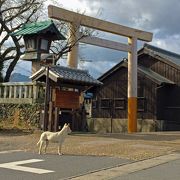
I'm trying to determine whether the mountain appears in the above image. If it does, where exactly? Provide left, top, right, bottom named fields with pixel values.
left=10, top=73, right=31, bottom=82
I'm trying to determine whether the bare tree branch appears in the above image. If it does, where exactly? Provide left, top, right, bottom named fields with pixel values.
left=0, top=0, right=96, bottom=82
left=0, top=0, right=45, bottom=82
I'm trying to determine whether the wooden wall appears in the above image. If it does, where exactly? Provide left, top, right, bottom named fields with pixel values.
left=91, top=66, right=157, bottom=120
left=89, top=54, right=180, bottom=130
left=157, top=85, right=180, bottom=130
left=139, top=55, right=180, bottom=85
left=90, top=54, right=180, bottom=131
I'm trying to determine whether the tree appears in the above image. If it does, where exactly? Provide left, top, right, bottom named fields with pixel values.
left=0, top=0, right=95, bottom=82
left=50, top=21, right=93, bottom=63
left=0, top=0, right=45, bottom=82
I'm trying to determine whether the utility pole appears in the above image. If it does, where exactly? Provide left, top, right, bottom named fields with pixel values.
left=43, top=65, right=50, bottom=131
left=43, top=54, right=56, bottom=131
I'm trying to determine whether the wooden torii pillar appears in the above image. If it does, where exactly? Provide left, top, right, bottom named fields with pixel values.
left=48, top=5, right=153, bottom=133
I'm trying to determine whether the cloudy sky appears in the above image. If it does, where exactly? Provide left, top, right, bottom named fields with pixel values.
left=15, top=0, right=180, bottom=78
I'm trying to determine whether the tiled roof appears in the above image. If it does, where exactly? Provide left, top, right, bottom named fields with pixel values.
left=50, top=66, right=102, bottom=85
left=11, top=20, right=65, bottom=40
left=142, top=43, right=180, bottom=67
left=31, top=66, right=102, bottom=86
left=138, top=65, right=175, bottom=85
left=92, top=44, right=179, bottom=87
left=97, top=60, right=175, bottom=85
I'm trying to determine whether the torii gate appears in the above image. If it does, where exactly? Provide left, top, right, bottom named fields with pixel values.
left=48, top=5, right=153, bottom=133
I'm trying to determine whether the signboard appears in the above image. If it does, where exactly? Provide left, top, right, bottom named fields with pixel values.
left=55, top=89, right=80, bottom=109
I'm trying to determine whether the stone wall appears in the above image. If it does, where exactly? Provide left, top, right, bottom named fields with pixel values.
left=0, top=104, right=42, bottom=130
left=87, top=118, right=156, bottom=133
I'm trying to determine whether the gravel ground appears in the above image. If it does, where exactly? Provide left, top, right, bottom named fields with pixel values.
left=0, top=130, right=180, bottom=161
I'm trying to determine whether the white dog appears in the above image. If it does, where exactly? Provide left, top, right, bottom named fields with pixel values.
left=37, top=123, right=72, bottom=155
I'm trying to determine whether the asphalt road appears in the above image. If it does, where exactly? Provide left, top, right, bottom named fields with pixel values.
left=0, top=151, right=132, bottom=180
left=71, top=153, right=180, bottom=180
left=112, top=158, right=180, bottom=180
left=1, top=150, right=180, bottom=180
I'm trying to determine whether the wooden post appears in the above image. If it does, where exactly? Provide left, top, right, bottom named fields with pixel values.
left=43, top=66, right=50, bottom=131
left=48, top=101, right=53, bottom=131
left=67, top=23, right=79, bottom=68
left=54, top=107, right=59, bottom=131
left=128, top=37, right=137, bottom=133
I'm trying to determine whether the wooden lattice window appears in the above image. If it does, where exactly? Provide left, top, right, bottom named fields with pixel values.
left=138, top=97, right=146, bottom=112
left=114, top=98, right=126, bottom=110
left=100, top=98, right=111, bottom=109
left=138, top=83, right=144, bottom=97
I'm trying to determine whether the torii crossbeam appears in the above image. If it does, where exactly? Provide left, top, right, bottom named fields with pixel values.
left=48, top=5, right=153, bottom=133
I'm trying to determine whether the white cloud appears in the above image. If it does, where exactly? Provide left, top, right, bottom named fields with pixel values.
left=46, top=0, right=99, bottom=16
left=13, top=0, right=180, bottom=78
left=82, top=60, right=118, bottom=78
left=151, top=35, right=180, bottom=54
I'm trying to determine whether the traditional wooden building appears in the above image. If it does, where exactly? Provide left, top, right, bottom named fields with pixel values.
left=88, top=44, right=180, bottom=132
left=31, top=65, right=101, bottom=131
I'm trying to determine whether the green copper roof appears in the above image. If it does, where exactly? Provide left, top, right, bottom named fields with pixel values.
left=11, top=20, right=65, bottom=40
